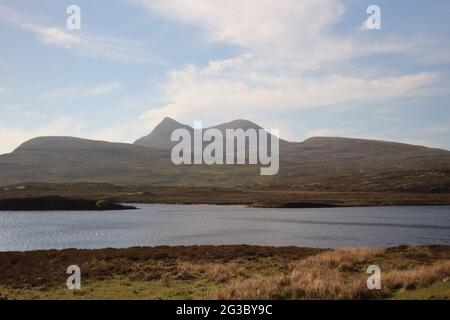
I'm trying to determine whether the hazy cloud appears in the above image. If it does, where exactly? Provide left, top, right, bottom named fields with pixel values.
left=0, top=5, right=161, bottom=64
left=141, top=60, right=438, bottom=123
left=134, top=0, right=442, bottom=132
left=42, top=82, right=123, bottom=100
left=132, top=0, right=417, bottom=69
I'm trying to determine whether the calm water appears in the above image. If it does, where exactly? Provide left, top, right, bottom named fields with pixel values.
left=0, top=204, right=449, bottom=251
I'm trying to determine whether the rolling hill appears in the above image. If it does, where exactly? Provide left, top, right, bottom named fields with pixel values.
left=0, top=117, right=449, bottom=192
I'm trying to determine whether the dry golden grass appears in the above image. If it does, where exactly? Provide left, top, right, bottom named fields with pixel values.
left=198, top=263, right=243, bottom=284
left=0, top=245, right=448, bottom=299
left=382, top=260, right=450, bottom=291
left=214, top=248, right=450, bottom=300
left=295, top=247, right=381, bottom=269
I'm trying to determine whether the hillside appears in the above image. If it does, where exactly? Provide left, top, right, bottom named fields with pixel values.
left=134, top=117, right=194, bottom=150
left=0, top=118, right=450, bottom=192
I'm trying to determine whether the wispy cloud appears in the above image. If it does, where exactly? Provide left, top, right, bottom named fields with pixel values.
left=1, top=1, right=448, bottom=151
left=42, top=82, right=123, bottom=100
left=140, top=59, right=438, bottom=124
left=0, top=4, right=161, bottom=64
left=132, top=0, right=419, bottom=69
left=134, top=0, right=443, bottom=130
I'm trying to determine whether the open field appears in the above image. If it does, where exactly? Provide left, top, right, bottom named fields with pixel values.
left=0, top=245, right=448, bottom=300
left=1, top=183, right=450, bottom=208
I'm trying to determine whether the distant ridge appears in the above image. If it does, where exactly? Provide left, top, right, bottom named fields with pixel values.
left=133, top=117, right=194, bottom=150
left=133, top=117, right=288, bottom=149
left=1, top=117, right=450, bottom=191
left=15, top=136, right=132, bottom=152
left=210, top=119, right=263, bottom=132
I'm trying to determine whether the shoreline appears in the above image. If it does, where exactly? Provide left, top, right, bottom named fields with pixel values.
left=1, top=242, right=449, bottom=253
left=1, top=183, right=450, bottom=209
left=131, top=202, right=450, bottom=208
left=0, top=196, right=137, bottom=211
left=1, top=199, right=450, bottom=211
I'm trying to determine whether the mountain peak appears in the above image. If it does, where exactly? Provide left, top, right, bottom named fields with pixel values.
left=134, top=117, right=290, bottom=149
left=133, top=117, right=193, bottom=149
left=209, top=119, right=262, bottom=131
left=160, top=116, right=180, bottom=125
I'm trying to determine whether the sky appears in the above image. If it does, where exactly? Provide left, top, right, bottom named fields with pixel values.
left=0, top=0, right=449, bottom=155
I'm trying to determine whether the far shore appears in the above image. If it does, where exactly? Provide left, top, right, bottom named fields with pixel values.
left=1, top=183, right=450, bottom=209
left=0, top=196, right=136, bottom=211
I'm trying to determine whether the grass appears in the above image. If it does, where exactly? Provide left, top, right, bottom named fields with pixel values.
left=0, top=245, right=448, bottom=300
left=391, top=281, right=450, bottom=300
left=215, top=247, right=450, bottom=299
left=0, top=279, right=215, bottom=300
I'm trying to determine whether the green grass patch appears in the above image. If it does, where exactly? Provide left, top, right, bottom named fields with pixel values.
left=391, top=281, right=450, bottom=300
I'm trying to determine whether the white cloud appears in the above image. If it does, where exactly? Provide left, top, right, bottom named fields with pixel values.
left=0, top=1, right=447, bottom=151
left=0, top=5, right=160, bottom=64
left=133, top=0, right=416, bottom=70
left=141, top=59, right=438, bottom=122
left=133, top=0, right=442, bottom=132
left=42, top=82, right=123, bottom=99
left=134, top=0, right=344, bottom=47
left=26, top=25, right=156, bottom=63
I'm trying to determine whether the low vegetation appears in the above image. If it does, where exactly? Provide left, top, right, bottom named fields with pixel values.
left=216, top=247, right=450, bottom=299
left=1, top=183, right=450, bottom=208
left=0, top=245, right=448, bottom=300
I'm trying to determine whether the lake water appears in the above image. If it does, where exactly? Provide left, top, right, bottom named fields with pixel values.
left=0, top=204, right=449, bottom=251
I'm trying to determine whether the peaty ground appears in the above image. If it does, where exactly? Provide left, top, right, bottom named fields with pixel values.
left=1, top=183, right=450, bottom=208
left=0, top=245, right=448, bottom=300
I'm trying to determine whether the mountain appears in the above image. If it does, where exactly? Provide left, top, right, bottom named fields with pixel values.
left=133, top=117, right=287, bottom=150
left=134, top=117, right=193, bottom=150
left=0, top=136, right=173, bottom=185
left=1, top=117, right=450, bottom=192
left=211, top=119, right=263, bottom=132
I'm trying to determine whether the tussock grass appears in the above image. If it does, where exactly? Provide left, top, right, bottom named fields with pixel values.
left=0, top=245, right=448, bottom=300
left=214, top=247, right=450, bottom=300
left=383, top=260, right=450, bottom=291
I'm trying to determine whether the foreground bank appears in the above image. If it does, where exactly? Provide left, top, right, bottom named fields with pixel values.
left=0, top=245, right=448, bottom=300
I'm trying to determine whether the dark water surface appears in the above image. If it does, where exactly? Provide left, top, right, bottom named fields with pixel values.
left=0, top=204, right=449, bottom=251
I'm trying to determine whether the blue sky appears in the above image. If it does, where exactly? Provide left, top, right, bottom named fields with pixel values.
left=0, top=0, right=449, bottom=154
